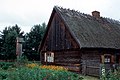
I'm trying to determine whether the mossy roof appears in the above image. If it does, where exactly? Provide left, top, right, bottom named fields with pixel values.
left=54, top=6, right=120, bottom=49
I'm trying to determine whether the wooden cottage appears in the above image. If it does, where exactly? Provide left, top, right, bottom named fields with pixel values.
left=39, top=6, right=120, bottom=76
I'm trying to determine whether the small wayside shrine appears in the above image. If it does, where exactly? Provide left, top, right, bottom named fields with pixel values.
left=16, top=37, right=24, bottom=60
left=39, top=6, right=120, bottom=76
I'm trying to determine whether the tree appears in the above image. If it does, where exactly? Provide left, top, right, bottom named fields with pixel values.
left=23, top=23, right=46, bottom=60
left=0, top=24, right=24, bottom=60
left=0, top=31, right=3, bottom=59
left=0, top=23, right=46, bottom=61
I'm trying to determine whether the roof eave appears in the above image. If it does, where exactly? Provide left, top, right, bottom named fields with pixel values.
left=39, top=8, right=56, bottom=52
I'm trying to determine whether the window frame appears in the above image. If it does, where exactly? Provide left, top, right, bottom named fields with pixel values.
left=101, top=54, right=112, bottom=64
left=104, top=56, right=111, bottom=63
left=44, top=52, right=54, bottom=63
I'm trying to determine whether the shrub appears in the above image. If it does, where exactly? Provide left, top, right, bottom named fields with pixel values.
left=0, top=62, right=15, bottom=70
left=0, top=71, right=8, bottom=80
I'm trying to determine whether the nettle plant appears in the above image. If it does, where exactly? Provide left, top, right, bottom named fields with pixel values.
left=100, top=65, right=120, bottom=80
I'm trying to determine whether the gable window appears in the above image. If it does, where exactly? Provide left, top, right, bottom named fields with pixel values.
left=44, top=52, right=54, bottom=62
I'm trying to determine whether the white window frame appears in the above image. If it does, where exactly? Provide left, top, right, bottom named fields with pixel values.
left=104, top=54, right=111, bottom=63
left=44, top=52, right=54, bottom=62
left=104, top=57, right=110, bottom=63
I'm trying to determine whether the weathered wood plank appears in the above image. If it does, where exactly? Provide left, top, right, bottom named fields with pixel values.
left=81, top=50, right=100, bottom=76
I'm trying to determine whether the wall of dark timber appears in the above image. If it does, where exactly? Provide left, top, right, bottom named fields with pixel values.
left=55, top=51, right=81, bottom=72
left=81, top=50, right=101, bottom=76
left=41, top=50, right=81, bottom=72
left=41, top=13, right=79, bottom=52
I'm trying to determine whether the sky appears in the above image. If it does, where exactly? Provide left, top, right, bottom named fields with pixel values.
left=0, top=0, right=120, bottom=33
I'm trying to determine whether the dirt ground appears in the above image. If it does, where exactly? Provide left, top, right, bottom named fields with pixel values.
left=81, top=75, right=99, bottom=80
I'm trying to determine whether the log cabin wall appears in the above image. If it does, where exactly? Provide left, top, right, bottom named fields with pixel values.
left=41, top=50, right=81, bottom=72
left=40, top=12, right=80, bottom=72
left=54, top=50, right=81, bottom=72
left=81, top=49, right=101, bottom=76
left=41, top=13, right=79, bottom=52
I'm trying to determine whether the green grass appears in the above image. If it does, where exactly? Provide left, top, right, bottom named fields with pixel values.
left=0, top=66, right=83, bottom=80
left=0, top=67, right=99, bottom=80
left=0, top=62, right=99, bottom=80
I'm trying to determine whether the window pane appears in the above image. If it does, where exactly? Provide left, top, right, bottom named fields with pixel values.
left=105, top=58, right=107, bottom=62
left=104, top=57, right=110, bottom=63
left=108, top=58, right=110, bottom=62
left=46, top=52, right=54, bottom=62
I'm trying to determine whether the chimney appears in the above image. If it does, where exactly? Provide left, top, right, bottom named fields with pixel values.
left=92, top=11, right=100, bottom=18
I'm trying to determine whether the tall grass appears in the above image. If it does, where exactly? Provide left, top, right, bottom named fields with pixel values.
left=0, top=63, right=83, bottom=80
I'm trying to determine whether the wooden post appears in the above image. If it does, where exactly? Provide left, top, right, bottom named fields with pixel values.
left=16, top=37, right=24, bottom=61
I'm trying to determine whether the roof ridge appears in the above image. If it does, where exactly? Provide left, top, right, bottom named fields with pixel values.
left=54, top=6, right=120, bottom=24
left=54, top=6, right=95, bottom=20
left=55, top=6, right=82, bottom=15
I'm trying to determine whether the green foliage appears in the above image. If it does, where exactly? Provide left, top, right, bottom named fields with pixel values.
left=23, top=23, right=46, bottom=60
left=105, top=69, right=120, bottom=80
left=16, top=55, right=28, bottom=66
left=100, top=66, right=120, bottom=80
left=0, top=24, right=24, bottom=60
left=0, top=62, right=15, bottom=70
left=0, top=66, right=83, bottom=80
left=0, top=23, right=46, bottom=61
left=0, top=71, right=8, bottom=80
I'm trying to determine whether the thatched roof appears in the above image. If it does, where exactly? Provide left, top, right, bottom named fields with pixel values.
left=54, top=6, right=120, bottom=49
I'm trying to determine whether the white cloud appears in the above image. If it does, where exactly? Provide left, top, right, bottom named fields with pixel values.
left=0, top=0, right=120, bottom=32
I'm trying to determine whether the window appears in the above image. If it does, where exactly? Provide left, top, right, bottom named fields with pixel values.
left=44, top=52, right=54, bottom=62
left=104, top=55, right=111, bottom=63
left=104, top=58, right=110, bottom=63
left=101, top=54, right=111, bottom=63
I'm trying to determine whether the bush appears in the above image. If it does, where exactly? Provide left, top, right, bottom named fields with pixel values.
left=0, top=71, right=8, bottom=80
left=0, top=62, right=15, bottom=70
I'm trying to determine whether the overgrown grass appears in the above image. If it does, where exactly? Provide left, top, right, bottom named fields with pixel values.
left=0, top=62, right=100, bottom=80
left=0, top=62, right=83, bottom=80
left=0, top=62, right=15, bottom=70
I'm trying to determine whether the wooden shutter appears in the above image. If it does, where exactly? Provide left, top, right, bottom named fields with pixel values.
left=101, top=55, right=104, bottom=63
left=111, top=55, right=114, bottom=63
